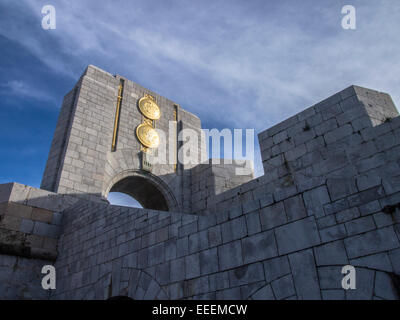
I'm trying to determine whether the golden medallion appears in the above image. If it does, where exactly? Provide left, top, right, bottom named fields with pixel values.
left=136, top=123, right=160, bottom=148
left=138, top=96, right=161, bottom=120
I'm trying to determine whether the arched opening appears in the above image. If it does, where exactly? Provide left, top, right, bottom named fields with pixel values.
left=108, top=175, right=170, bottom=211
left=108, top=192, right=143, bottom=208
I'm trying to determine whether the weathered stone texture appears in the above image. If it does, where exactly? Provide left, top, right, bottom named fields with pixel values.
left=2, top=66, right=400, bottom=300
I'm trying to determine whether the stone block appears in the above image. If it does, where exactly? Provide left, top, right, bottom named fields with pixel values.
left=147, top=243, right=165, bottom=266
left=123, top=252, right=138, bottom=268
left=208, top=225, right=222, bottom=247
left=263, top=256, right=290, bottom=283
left=259, top=193, right=274, bottom=208
left=319, top=224, right=347, bottom=242
left=176, top=237, right=189, bottom=257
left=6, top=183, right=30, bottom=204
left=323, top=198, right=349, bottom=216
left=5, top=203, right=32, bottom=219
left=294, top=129, right=316, bottom=146
left=315, top=118, right=338, bottom=136
left=32, top=222, right=59, bottom=238
left=273, top=130, right=288, bottom=144
left=348, top=186, right=385, bottom=207
left=216, top=287, right=241, bottom=300
left=260, top=202, right=287, bottom=230
left=273, top=185, right=298, bottom=202
left=359, top=200, right=381, bottom=216
left=185, top=253, right=200, bottom=279
left=382, top=175, right=400, bottom=196
left=221, top=216, right=247, bottom=243
left=51, top=212, right=63, bottom=226
left=275, top=217, right=320, bottom=255
left=218, top=240, right=243, bottom=271
left=312, top=152, right=349, bottom=176
left=345, top=216, right=376, bottom=236
left=19, top=219, right=34, bottom=234
left=320, top=103, right=342, bottom=121
left=350, top=252, right=393, bottom=273
left=208, top=271, right=230, bottom=291
left=251, top=285, right=275, bottom=300
left=165, top=239, right=177, bottom=261
left=303, top=186, right=331, bottom=217
left=242, top=230, right=277, bottom=264
left=375, top=131, right=398, bottom=152
left=327, top=178, right=357, bottom=201
left=0, top=254, right=17, bottom=267
left=389, top=249, right=400, bottom=275
left=317, top=215, right=336, bottom=229
left=189, top=230, right=209, bottom=253
left=178, top=221, right=197, bottom=238
left=32, top=208, right=54, bottom=223
left=373, top=212, right=394, bottom=228
left=356, top=153, right=386, bottom=173
left=0, top=184, right=13, bottom=203
left=0, top=215, right=21, bottom=231
left=242, top=200, right=259, bottom=214
left=318, top=266, right=342, bottom=289
left=324, top=124, right=353, bottom=144
left=25, top=234, right=43, bottom=248
left=335, top=208, right=360, bottom=224
left=199, top=248, right=218, bottom=275
left=314, top=240, right=348, bottom=266
left=170, top=257, right=185, bottom=282
left=284, top=195, right=307, bottom=222
left=289, top=249, right=321, bottom=299
left=229, top=205, right=242, bottom=219
left=229, top=263, right=264, bottom=287
left=356, top=173, right=382, bottom=192
left=271, top=275, right=295, bottom=300
left=285, top=144, right=307, bottom=161
left=347, top=140, right=378, bottom=163
left=185, top=276, right=209, bottom=297
left=245, top=210, right=261, bottom=235
left=344, top=226, right=400, bottom=259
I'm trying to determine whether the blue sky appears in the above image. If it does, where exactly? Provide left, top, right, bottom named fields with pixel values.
left=1, top=0, right=399, bottom=207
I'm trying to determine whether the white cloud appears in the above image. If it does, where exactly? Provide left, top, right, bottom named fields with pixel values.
left=1, top=80, right=55, bottom=103
left=1, top=0, right=400, bottom=177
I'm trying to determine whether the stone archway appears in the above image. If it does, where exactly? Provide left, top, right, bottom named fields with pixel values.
left=105, top=170, right=179, bottom=212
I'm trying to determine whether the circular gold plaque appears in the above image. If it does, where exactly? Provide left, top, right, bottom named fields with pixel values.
left=136, top=123, right=160, bottom=148
left=138, top=96, right=161, bottom=120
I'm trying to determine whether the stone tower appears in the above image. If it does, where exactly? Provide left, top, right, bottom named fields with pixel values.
left=40, top=65, right=253, bottom=213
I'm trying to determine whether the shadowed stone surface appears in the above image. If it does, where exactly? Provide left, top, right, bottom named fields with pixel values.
left=1, top=66, right=400, bottom=300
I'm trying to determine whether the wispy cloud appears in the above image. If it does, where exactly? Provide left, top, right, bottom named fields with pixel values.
left=1, top=80, right=55, bottom=103
left=2, top=1, right=399, bottom=127
left=1, top=0, right=399, bottom=177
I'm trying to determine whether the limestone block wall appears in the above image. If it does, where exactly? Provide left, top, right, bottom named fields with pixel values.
left=0, top=183, right=78, bottom=261
left=3, top=79, right=400, bottom=300
left=0, top=254, right=51, bottom=300
left=191, top=161, right=254, bottom=215
left=207, top=86, right=400, bottom=215
left=41, top=65, right=119, bottom=201
left=0, top=183, right=79, bottom=299
left=49, top=86, right=400, bottom=300
left=258, top=85, right=398, bottom=182
left=41, top=86, right=80, bottom=192
left=52, top=177, right=400, bottom=299
left=40, top=65, right=209, bottom=213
